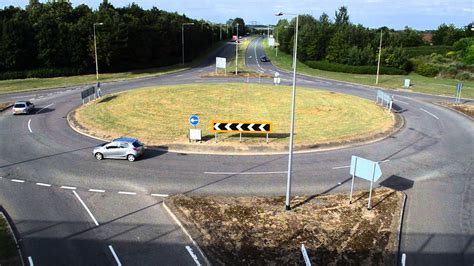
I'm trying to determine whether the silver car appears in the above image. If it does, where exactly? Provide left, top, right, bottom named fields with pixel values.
left=12, top=101, right=35, bottom=115
left=93, top=137, right=145, bottom=162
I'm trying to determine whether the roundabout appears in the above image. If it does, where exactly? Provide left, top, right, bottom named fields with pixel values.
left=71, top=83, right=398, bottom=153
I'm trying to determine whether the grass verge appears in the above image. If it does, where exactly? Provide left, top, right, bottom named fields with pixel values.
left=167, top=188, right=404, bottom=264
left=0, top=40, right=227, bottom=95
left=74, top=83, right=394, bottom=148
left=264, top=41, right=474, bottom=98
left=0, top=213, right=20, bottom=266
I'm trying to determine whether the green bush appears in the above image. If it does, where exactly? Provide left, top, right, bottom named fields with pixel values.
left=403, top=45, right=452, bottom=58
left=414, top=63, right=440, bottom=77
left=305, top=61, right=406, bottom=75
left=0, top=68, right=85, bottom=80
left=455, top=72, right=471, bottom=80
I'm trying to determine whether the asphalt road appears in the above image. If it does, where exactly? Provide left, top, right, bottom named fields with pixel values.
left=0, top=37, right=472, bottom=265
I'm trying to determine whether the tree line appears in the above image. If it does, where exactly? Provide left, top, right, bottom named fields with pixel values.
left=274, top=6, right=473, bottom=72
left=0, top=0, right=235, bottom=79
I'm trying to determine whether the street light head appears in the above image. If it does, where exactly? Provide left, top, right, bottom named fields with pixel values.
left=95, top=22, right=103, bottom=26
left=275, top=12, right=284, bottom=16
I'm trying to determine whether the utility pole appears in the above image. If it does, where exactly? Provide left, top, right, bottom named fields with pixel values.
left=235, top=23, right=239, bottom=75
left=93, top=22, right=103, bottom=81
left=376, top=30, right=383, bottom=85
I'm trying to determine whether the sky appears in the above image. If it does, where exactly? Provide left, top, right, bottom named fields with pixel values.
left=2, top=0, right=473, bottom=30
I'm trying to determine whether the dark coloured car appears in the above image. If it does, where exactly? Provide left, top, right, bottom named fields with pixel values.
left=260, top=56, right=270, bottom=62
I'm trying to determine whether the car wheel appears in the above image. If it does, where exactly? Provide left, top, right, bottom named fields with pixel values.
left=127, top=154, right=136, bottom=162
left=95, top=152, right=103, bottom=160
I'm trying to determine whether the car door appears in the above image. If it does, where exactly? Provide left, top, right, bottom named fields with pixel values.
left=117, top=143, right=129, bottom=158
left=103, top=142, right=120, bottom=158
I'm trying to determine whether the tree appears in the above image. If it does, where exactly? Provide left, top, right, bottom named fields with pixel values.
left=335, top=6, right=349, bottom=27
left=432, top=24, right=465, bottom=45
left=399, top=26, right=423, bottom=47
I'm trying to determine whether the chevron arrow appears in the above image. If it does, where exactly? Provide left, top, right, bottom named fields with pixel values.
left=214, top=123, right=221, bottom=130
left=248, top=123, right=255, bottom=131
left=259, top=124, right=266, bottom=131
left=225, top=123, right=232, bottom=131
left=237, top=123, right=243, bottom=131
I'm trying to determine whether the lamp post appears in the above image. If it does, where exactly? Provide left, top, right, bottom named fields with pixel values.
left=235, top=23, right=239, bottom=75
left=93, top=22, right=103, bottom=81
left=182, top=22, right=195, bottom=65
left=276, top=12, right=299, bottom=211
left=376, top=30, right=383, bottom=84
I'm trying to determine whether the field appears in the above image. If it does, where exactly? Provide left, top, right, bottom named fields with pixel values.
left=167, top=188, right=404, bottom=264
left=264, top=41, right=474, bottom=98
left=74, top=83, right=395, bottom=148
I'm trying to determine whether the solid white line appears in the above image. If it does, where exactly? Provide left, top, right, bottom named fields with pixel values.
left=108, top=245, right=122, bottom=266
left=186, top=245, right=202, bottom=266
left=151, top=193, right=169, bottom=197
left=11, top=179, right=25, bottom=183
left=379, top=159, right=390, bottom=163
left=88, top=189, right=105, bottom=193
left=204, top=171, right=287, bottom=175
left=72, top=190, right=99, bottom=226
left=36, top=182, right=51, bottom=187
left=28, top=119, right=32, bottom=133
left=118, top=191, right=136, bottom=195
left=419, top=108, right=440, bottom=120
left=36, top=103, right=54, bottom=115
left=332, top=166, right=350, bottom=170
left=61, top=186, right=77, bottom=190
left=28, top=256, right=34, bottom=266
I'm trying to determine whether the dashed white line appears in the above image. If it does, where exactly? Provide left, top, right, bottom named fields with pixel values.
left=72, top=190, right=99, bottom=226
left=151, top=193, right=169, bottom=197
left=28, top=119, right=32, bottom=133
left=108, top=245, right=122, bottom=266
left=118, top=191, right=137, bottom=195
left=419, top=108, right=440, bottom=120
left=88, top=189, right=105, bottom=193
left=332, top=165, right=350, bottom=170
left=28, top=256, right=34, bottom=266
left=204, top=171, right=287, bottom=175
left=36, top=182, right=51, bottom=187
left=395, top=100, right=410, bottom=105
left=186, top=245, right=202, bottom=266
left=60, top=186, right=77, bottom=190
left=11, top=179, right=25, bottom=183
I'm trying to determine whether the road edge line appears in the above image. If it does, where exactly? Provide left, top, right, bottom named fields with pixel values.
left=162, top=201, right=210, bottom=266
left=396, top=192, right=408, bottom=266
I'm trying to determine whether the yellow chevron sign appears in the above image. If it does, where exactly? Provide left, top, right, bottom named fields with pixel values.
left=211, top=120, right=273, bottom=134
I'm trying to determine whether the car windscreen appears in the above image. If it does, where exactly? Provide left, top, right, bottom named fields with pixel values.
left=14, top=104, right=26, bottom=108
left=132, top=141, right=143, bottom=147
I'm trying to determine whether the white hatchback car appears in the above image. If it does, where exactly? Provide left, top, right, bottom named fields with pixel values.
left=12, top=101, right=35, bottom=115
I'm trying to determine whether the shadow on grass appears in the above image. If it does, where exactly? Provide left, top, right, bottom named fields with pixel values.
left=98, top=95, right=117, bottom=103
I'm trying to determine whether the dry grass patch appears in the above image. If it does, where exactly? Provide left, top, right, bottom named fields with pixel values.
left=74, top=83, right=395, bottom=147
left=167, top=188, right=404, bottom=265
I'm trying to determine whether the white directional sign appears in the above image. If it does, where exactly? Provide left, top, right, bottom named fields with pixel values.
left=268, top=37, right=275, bottom=46
left=216, top=57, right=226, bottom=69
left=211, top=120, right=273, bottom=134
left=349, top=155, right=384, bottom=210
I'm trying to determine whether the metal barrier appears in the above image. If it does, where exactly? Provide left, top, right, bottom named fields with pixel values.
left=376, top=90, right=393, bottom=112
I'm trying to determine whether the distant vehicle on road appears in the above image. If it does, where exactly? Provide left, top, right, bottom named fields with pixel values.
left=260, top=56, right=270, bottom=62
left=12, top=101, right=34, bottom=115
left=93, top=137, right=145, bottom=162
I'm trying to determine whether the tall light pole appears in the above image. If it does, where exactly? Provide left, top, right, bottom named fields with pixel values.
left=235, top=23, right=239, bottom=75
left=93, top=22, right=103, bottom=81
left=276, top=12, right=299, bottom=211
left=182, top=22, right=195, bottom=65
left=376, top=30, right=383, bottom=84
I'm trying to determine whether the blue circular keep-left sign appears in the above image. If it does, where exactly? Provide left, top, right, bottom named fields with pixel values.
left=189, top=115, right=199, bottom=126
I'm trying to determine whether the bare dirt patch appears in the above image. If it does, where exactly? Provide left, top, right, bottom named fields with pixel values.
left=0, top=102, right=13, bottom=112
left=437, top=102, right=474, bottom=118
left=167, top=188, right=404, bottom=265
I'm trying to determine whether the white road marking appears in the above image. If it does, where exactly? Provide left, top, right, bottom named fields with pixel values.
left=419, top=108, right=440, bottom=120
left=379, top=159, right=390, bottom=163
left=36, top=182, right=51, bottom=187
left=151, top=193, right=169, bottom=197
left=36, top=103, right=54, bottom=114
left=204, top=171, right=287, bottom=175
left=118, top=191, right=137, bottom=195
left=61, top=186, right=77, bottom=190
left=186, top=245, right=201, bottom=266
left=72, top=190, right=100, bottom=226
left=176, top=74, right=183, bottom=77
left=28, top=119, right=32, bottom=133
left=28, top=256, right=34, bottom=266
left=88, top=189, right=105, bottom=193
left=11, top=179, right=25, bottom=183
left=108, top=245, right=122, bottom=266
left=395, top=99, right=409, bottom=105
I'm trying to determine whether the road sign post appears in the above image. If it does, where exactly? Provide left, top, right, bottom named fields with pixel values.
left=216, top=57, right=227, bottom=76
left=455, top=83, right=463, bottom=104
left=349, top=155, right=383, bottom=210
left=301, top=244, right=311, bottom=266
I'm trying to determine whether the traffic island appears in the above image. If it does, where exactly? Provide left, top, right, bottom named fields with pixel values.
left=166, top=188, right=404, bottom=265
left=70, top=83, right=401, bottom=154
left=435, top=102, right=474, bottom=119
left=0, top=209, right=21, bottom=266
